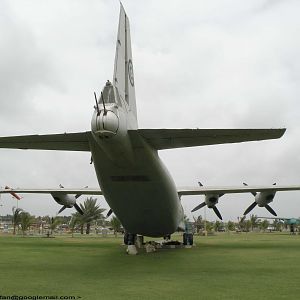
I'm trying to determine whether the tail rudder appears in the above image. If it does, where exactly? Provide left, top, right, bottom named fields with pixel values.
left=113, top=4, right=137, bottom=122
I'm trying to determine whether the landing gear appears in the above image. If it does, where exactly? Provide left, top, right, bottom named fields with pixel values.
left=124, top=232, right=138, bottom=255
left=124, top=232, right=136, bottom=245
left=183, top=233, right=193, bottom=246
left=163, top=234, right=171, bottom=241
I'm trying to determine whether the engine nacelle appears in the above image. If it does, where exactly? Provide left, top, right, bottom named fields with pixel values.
left=255, top=191, right=276, bottom=207
left=205, top=194, right=219, bottom=208
left=51, top=193, right=76, bottom=208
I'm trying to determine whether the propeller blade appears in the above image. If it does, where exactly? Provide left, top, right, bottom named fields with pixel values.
left=198, top=182, right=203, bottom=187
left=191, top=202, right=206, bottom=212
left=212, top=206, right=223, bottom=220
left=100, top=91, right=107, bottom=115
left=265, top=204, right=277, bottom=216
left=58, top=205, right=67, bottom=214
left=243, top=182, right=257, bottom=196
left=243, top=202, right=257, bottom=215
left=106, top=209, right=113, bottom=218
left=94, top=92, right=100, bottom=115
left=74, top=203, right=84, bottom=215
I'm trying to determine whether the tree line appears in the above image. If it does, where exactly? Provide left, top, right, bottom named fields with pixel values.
left=192, top=214, right=289, bottom=233
left=9, top=197, right=122, bottom=236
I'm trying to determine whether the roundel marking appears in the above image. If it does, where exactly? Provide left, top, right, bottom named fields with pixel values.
left=128, top=59, right=134, bottom=87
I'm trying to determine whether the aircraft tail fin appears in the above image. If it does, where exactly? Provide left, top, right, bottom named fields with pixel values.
left=113, top=4, right=137, bottom=120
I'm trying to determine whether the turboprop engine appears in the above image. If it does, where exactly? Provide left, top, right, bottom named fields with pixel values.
left=191, top=182, right=224, bottom=220
left=51, top=185, right=84, bottom=215
left=243, top=182, right=277, bottom=216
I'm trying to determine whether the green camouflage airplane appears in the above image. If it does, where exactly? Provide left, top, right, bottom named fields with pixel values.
left=1, top=4, right=300, bottom=253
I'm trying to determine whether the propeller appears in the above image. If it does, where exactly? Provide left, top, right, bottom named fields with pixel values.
left=212, top=206, right=223, bottom=220
left=55, top=185, right=87, bottom=215
left=265, top=204, right=277, bottom=216
left=73, top=203, right=84, bottom=215
left=106, top=208, right=113, bottom=218
left=243, top=201, right=257, bottom=215
left=243, top=182, right=277, bottom=216
left=191, top=201, right=206, bottom=212
left=191, top=181, right=224, bottom=220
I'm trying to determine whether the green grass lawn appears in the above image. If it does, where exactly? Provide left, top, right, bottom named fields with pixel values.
left=1, top=232, right=300, bottom=299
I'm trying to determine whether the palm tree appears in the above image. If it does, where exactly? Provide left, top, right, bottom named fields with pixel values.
left=250, top=214, right=260, bottom=231
left=49, top=217, right=61, bottom=235
left=214, top=220, right=221, bottom=231
left=110, top=215, right=122, bottom=237
left=19, top=211, right=34, bottom=236
left=79, top=197, right=105, bottom=234
left=12, top=207, right=23, bottom=235
left=69, top=215, right=79, bottom=237
left=260, top=219, right=269, bottom=232
left=227, top=221, right=235, bottom=231
left=238, top=216, right=246, bottom=231
left=193, top=215, right=204, bottom=233
left=244, top=220, right=252, bottom=232
left=205, top=221, right=214, bottom=233
left=72, top=212, right=85, bottom=234
left=272, top=219, right=282, bottom=231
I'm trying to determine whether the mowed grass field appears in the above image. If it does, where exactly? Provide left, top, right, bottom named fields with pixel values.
left=1, top=233, right=300, bottom=300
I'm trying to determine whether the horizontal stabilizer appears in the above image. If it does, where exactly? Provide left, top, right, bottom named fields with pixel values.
left=0, top=132, right=91, bottom=152
left=136, top=128, right=286, bottom=150
left=178, top=185, right=300, bottom=197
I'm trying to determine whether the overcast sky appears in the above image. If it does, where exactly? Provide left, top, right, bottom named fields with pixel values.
left=0, top=0, right=300, bottom=222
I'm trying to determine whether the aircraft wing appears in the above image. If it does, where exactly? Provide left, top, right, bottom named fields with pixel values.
left=136, top=128, right=286, bottom=150
left=0, top=132, right=91, bottom=151
left=178, top=185, right=300, bottom=196
left=0, top=188, right=103, bottom=195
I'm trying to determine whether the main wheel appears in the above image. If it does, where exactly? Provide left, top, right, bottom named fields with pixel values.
left=124, top=232, right=136, bottom=245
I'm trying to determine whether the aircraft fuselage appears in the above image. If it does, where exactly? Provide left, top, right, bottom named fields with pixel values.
left=89, top=85, right=184, bottom=237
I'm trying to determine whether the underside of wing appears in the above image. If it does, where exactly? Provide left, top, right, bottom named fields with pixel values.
left=0, top=187, right=103, bottom=195
left=136, top=128, right=286, bottom=150
left=178, top=185, right=300, bottom=196
left=0, top=131, right=91, bottom=151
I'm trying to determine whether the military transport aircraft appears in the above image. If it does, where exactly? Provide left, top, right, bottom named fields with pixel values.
left=1, top=4, right=300, bottom=252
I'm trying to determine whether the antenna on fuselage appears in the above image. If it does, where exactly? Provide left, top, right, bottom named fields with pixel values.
left=100, top=91, right=107, bottom=116
left=93, top=92, right=100, bottom=116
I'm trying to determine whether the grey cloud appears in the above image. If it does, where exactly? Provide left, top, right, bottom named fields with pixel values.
left=1, top=0, right=300, bottom=221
